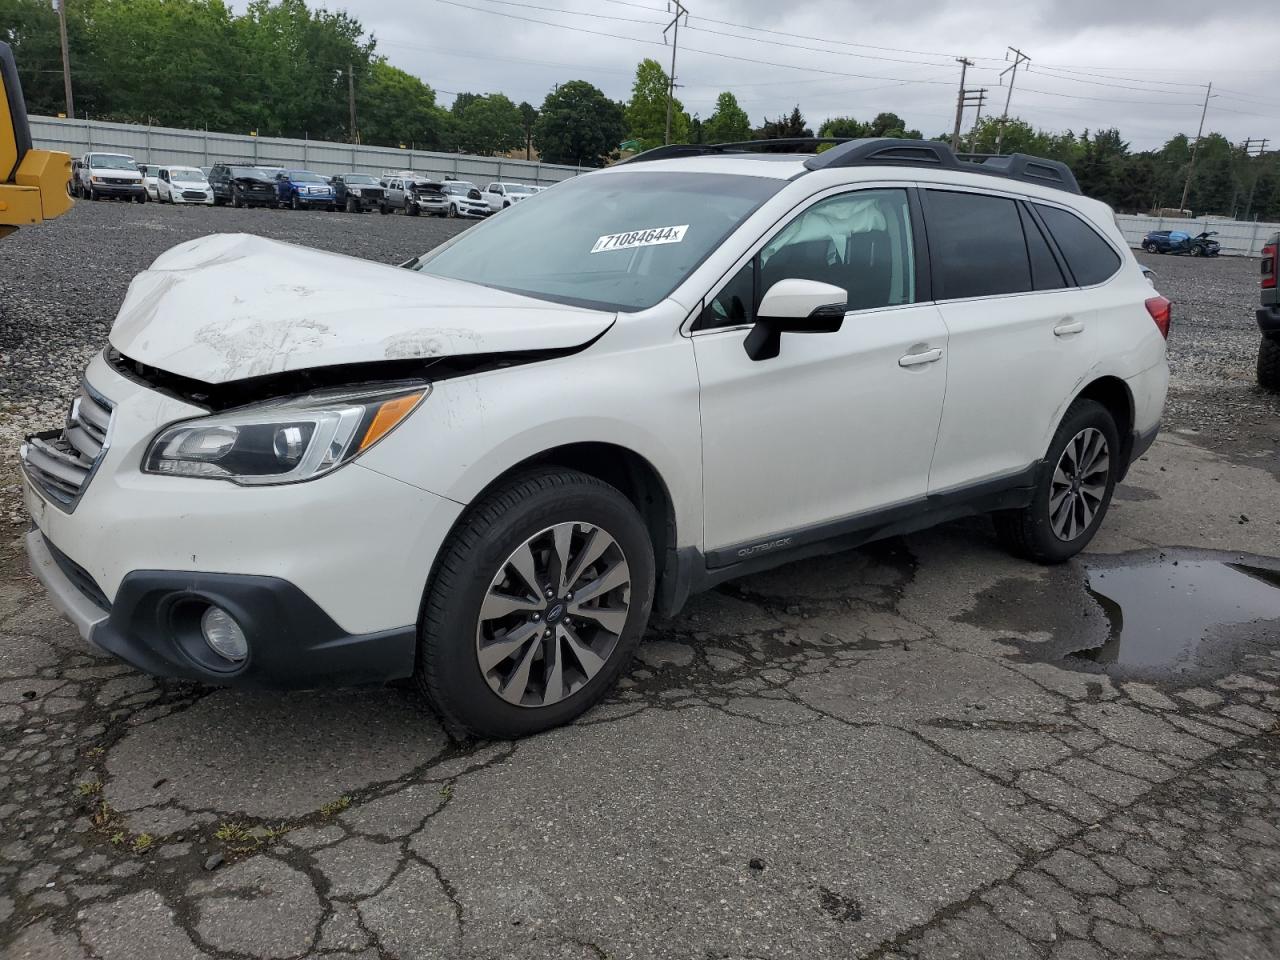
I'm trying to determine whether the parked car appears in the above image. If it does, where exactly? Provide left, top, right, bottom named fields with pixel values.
left=139, top=164, right=160, bottom=201
left=330, top=173, right=385, bottom=213
left=483, top=181, right=534, bottom=213
left=156, top=166, right=214, bottom=205
left=378, top=175, right=446, bottom=216
left=1141, top=229, right=1221, bottom=257
left=18, top=138, right=1169, bottom=739
left=275, top=169, right=336, bottom=210
left=208, top=163, right=277, bottom=208
left=440, top=179, right=489, bottom=218
left=1257, top=234, right=1280, bottom=391
left=74, top=152, right=145, bottom=202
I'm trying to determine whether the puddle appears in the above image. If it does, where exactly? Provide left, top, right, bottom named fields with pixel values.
left=1073, top=560, right=1280, bottom=674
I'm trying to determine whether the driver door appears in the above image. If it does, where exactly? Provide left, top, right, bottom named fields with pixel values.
left=693, top=186, right=949, bottom=561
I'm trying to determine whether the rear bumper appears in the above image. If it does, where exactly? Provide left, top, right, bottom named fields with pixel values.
left=1258, top=305, right=1280, bottom=339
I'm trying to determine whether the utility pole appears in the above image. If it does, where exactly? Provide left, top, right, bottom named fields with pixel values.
left=951, top=57, right=973, bottom=151
left=994, top=46, right=1030, bottom=155
left=347, top=63, right=358, bottom=144
left=57, top=0, right=74, bottom=118
left=1242, top=136, right=1268, bottom=219
left=962, top=88, right=988, bottom=152
left=663, top=0, right=688, bottom=145
left=1179, top=82, right=1214, bottom=214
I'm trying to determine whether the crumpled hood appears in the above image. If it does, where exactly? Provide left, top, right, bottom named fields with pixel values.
left=109, top=233, right=615, bottom=384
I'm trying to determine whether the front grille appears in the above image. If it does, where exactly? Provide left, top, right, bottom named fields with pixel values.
left=44, top=537, right=110, bottom=611
left=182, top=190, right=207, bottom=200
left=106, top=177, right=134, bottom=186
left=20, top=384, right=114, bottom=510
left=363, top=188, right=384, bottom=200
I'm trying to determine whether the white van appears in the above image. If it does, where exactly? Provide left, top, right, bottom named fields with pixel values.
left=74, top=152, right=145, bottom=202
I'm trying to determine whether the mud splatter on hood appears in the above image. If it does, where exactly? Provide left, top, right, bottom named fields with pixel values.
left=108, top=233, right=615, bottom=384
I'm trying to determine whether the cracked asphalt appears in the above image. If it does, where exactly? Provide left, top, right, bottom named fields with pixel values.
left=2, top=202, right=1280, bottom=959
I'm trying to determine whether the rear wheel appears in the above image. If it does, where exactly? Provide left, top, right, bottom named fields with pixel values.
left=1259, top=337, right=1280, bottom=392
left=994, top=399, right=1119, bottom=564
left=416, top=470, right=655, bottom=739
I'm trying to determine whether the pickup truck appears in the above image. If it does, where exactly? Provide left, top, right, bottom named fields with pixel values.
left=1258, top=234, right=1280, bottom=391
left=483, top=181, right=534, bottom=213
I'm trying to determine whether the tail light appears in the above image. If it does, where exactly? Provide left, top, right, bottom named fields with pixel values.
left=1262, top=243, right=1276, bottom=289
left=1145, top=296, right=1172, bottom=339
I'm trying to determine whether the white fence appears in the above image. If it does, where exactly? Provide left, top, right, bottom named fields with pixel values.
left=29, top=115, right=585, bottom=187
left=1115, top=214, right=1280, bottom=258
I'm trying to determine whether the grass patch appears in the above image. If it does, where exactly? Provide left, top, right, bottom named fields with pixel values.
left=319, top=796, right=351, bottom=817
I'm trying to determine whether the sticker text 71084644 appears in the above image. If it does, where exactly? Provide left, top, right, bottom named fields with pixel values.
left=591, top=224, right=689, bottom=254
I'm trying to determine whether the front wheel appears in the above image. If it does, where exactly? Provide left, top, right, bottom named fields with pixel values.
left=290, top=193, right=301, bottom=211
left=405, top=199, right=419, bottom=217
left=447, top=203, right=458, bottom=219
left=346, top=196, right=358, bottom=213
left=1190, top=245, right=1203, bottom=257
left=416, top=470, right=655, bottom=739
left=1259, top=337, right=1280, bottom=392
left=379, top=202, right=390, bottom=215
left=136, top=192, right=147, bottom=204
left=994, top=399, right=1119, bottom=564
left=1142, top=242, right=1156, bottom=253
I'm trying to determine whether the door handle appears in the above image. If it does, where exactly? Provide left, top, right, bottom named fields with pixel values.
left=898, top=347, right=943, bottom=368
left=1053, top=319, right=1085, bottom=337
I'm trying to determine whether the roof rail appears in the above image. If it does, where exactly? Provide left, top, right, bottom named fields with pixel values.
left=619, top=137, right=851, bottom=165
left=803, top=138, right=1081, bottom=194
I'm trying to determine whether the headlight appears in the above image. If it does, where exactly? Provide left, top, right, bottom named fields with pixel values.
left=90, top=175, right=102, bottom=183
left=350, top=187, right=362, bottom=196
left=143, top=384, right=428, bottom=485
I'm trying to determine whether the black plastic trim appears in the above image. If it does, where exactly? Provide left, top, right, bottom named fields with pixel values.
left=1124, top=422, right=1160, bottom=479
left=1257, top=305, right=1280, bottom=338
left=91, top=570, right=417, bottom=688
left=700, top=466, right=1038, bottom=573
left=905, top=186, right=932, bottom=304
left=0, top=41, right=32, bottom=182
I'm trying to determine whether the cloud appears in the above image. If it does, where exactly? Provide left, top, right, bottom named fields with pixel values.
left=332, top=0, right=1278, bottom=151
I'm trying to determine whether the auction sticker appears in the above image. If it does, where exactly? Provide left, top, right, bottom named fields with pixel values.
left=591, top=224, right=688, bottom=254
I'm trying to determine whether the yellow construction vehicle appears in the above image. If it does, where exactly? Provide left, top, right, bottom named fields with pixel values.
left=0, top=41, right=72, bottom=239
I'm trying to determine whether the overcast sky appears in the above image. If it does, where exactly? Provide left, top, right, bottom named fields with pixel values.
left=331, top=0, right=1276, bottom=151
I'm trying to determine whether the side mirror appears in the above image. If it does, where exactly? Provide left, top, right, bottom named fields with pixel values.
left=744, top=279, right=847, bottom=361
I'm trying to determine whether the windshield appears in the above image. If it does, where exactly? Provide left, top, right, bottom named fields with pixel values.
left=503, top=183, right=532, bottom=194
left=287, top=171, right=327, bottom=183
left=344, top=174, right=379, bottom=185
left=444, top=182, right=477, bottom=195
left=417, top=171, right=783, bottom=311
left=229, top=166, right=270, bottom=179
left=170, top=167, right=206, bottom=182
left=89, top=154, right=136, bottom=171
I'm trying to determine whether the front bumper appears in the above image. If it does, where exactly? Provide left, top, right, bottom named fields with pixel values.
left=172, top=191, right=214, bottom=205
left=91, top=182, right=144, bottom=197
left=25, top=530, right=416, bottom=686
left=21, top=352, right=465, bottom=686
left=1258, top=304, right=1280, bottom=339
left=292, top=193, right=335, bottom=207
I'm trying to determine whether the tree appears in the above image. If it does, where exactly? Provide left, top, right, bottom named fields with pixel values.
left=533, top=80, right=626, bottom=166
left=518, top=101, right=538, bottom=160
left=359, top=60, right=449, bottom=150
left=754, top=106, right=811, bottom=141
left=819, top=117, right=869, bottom=139
left=456, top=93, right=524, bottom=156
left=451, top=91, right=481, bottom=117
left=703, top=92, right=750, bottom=144
left=624, top=58, right=688, bottom=148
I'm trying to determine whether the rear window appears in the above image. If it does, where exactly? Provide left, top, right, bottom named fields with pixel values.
left=924, top=190, right=1031, bottom=300
left=1035, top=205, right=1121, bottom=286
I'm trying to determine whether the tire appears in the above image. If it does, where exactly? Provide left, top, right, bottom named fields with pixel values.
left=503, top=201, right=510, bottom=209
left=994, top=399, right=1120, bottom=564
left=448, top=203, right=458, bottom=219
left=379, top=202, right=390, bottom=215
left=231, top=190, right=242, bottom=208
left=291, top=193, right=301, bottom=211
left=1190, top=245, right=1202, bottom=257
left=137, top=192, right=147, bottom=204
left=346, top=196, right=358, bottom=213
left=1259, top=337, right=1280, bottom=393
left=416, top=469, right=655, bottom=739
left=1142, top=242, right=1156, bottom=253
left=88, top=187, right=97, bottom=201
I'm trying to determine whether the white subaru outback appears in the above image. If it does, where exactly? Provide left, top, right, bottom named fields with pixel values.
left=21, top=138, right=1169, bottom=738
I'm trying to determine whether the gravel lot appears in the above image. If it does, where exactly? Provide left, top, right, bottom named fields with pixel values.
left=2, top=202, right=1280, bottom=960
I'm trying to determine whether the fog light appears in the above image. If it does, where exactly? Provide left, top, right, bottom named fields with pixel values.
left=201, top=606, right=248, bottom=662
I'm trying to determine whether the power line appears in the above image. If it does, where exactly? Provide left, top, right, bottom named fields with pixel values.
left=995, top=47, right=1030, bottom=154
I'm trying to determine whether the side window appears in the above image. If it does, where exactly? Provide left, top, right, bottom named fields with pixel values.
left=760, top=188, right=916, bottom=312
left=1018, top=203, right=1066, bottom=291
left=1035, top=204, right=1122, bottom=286
left=925, top=190, right=1031, bottom=300
left=697, top=260, right=755, bottom=330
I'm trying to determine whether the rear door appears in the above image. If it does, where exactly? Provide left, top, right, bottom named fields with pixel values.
left=923, top=188, right=1097, bottom=493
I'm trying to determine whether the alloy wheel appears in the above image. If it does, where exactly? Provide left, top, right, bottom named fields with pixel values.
left=1049, top=427, right=1109, bottom=541
left=475, top=522, right=631, bottom=708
